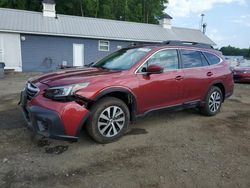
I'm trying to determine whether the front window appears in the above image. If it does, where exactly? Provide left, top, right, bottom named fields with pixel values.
left=138, top=49, right=179, bottom=73
left=93, top=47, right=151, bottom=71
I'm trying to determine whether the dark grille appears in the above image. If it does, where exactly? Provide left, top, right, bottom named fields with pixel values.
left=26, top=82, right=39, bottom=100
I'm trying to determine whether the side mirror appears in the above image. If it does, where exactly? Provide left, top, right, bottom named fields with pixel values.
left=146, top=64, right=164, bottom=75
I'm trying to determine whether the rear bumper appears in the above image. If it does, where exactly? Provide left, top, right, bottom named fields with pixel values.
left=20, top=90, right=90, bottom=142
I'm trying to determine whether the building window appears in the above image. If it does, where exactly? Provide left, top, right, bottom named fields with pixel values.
left=99, top=40, right=110, bottom=51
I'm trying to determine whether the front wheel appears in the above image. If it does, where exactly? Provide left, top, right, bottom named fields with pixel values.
left=86, top=97, right=130, bottom=143
left=201, top=86, right=223, bottom=116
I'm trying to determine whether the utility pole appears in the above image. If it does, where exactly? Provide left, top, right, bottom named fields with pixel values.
left=200, top=13, right=207, bottom=34
left=143, top=0, right=146, bottom=23
left=200, top=13, right=205, bottom=30
left=80, top=0, right=84, bottom=17
left=95, top=0, right=99, bottom=18
left=202, top=23, right=207, bottom=34
left=124, top=0, right=128, bottom=21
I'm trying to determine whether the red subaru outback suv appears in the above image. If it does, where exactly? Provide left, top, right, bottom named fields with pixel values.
left=19, top=41, right=234, bottom=143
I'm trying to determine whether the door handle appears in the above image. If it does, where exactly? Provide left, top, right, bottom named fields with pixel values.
left=207, top=72, right=213, bottom=77
left=175, top=75, right=183, bottom=81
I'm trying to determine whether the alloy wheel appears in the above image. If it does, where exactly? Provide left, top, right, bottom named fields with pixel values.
left=97, top=106, right=125, bottom=137
left=208, top=91, right=221, bottom=113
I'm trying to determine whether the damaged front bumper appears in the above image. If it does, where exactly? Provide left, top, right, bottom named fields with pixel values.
left=19, top=88, right=90, bottom=142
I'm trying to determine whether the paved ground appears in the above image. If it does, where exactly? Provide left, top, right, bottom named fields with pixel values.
left=0, top=73, right=250, bottom=188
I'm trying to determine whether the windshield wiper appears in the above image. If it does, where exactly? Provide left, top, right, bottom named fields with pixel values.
left=91, top=64, right=111, bottom=70
left=98, top=66, right=110, bottom=70
left=85, top=62, right=94, bottom=67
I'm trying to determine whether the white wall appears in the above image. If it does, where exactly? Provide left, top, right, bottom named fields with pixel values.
left=159, top=19, right=172, bottom=29
left=0, top=32, right=22, bottom=71
left=0, top=35, right=3, bottom=63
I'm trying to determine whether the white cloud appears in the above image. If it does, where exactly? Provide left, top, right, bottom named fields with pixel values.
left=166, top=0, right=247, bottom=17
left=207, top=28, right=227, bottom=43
left=231, top=14, right=250, bottom=27
left=207, top=28, right=239, bottom=47
left=211, top=28, right=219, bottom=33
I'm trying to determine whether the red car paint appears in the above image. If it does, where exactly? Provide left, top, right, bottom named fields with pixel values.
left=21, top=44, right=234, bottom=141
left=233, top=67, right=250, bottom=83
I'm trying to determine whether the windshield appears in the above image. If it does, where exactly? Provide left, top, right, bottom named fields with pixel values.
left=92, top=47, right=152, bottom=70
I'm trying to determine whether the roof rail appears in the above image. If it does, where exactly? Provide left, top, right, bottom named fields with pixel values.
left=127, top=40, right=214, bottom=49
left=127, top=42, right=157, bottom=48
left=162, top=40, right=214, bottom=49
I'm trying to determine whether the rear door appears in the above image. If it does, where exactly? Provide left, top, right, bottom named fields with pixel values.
left=136, top=49, right=185, bottom=113
left=180, top=49, right=211, bottom=102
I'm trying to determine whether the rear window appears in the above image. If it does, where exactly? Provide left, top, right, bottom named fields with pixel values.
left=203, top=52, right=221, bottom=65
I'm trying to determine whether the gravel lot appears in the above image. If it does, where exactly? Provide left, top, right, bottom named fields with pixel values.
left=0, top=73, right=250, bottom=188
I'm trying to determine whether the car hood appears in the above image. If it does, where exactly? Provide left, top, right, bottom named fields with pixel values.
left=30, top=67, right=122, bottom=87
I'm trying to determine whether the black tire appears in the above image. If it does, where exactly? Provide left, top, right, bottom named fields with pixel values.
left=86, top=97, right=130, bottom=143
left=201, top=86, right=223, bottom=116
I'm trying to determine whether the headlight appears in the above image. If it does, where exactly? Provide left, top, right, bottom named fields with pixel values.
left=44, top=83, right=89, bottom=99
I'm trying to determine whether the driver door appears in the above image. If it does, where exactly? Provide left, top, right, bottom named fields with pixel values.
left=135, top=49, right=184, bottom=114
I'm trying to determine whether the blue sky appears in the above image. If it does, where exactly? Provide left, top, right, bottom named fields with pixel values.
left=166, top=0, right=250, bottom=48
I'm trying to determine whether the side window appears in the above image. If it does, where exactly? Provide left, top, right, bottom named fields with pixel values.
left=181, top=50, right=208, bottom=68
left=203, top=52, right=221, bottom=65
left=139, top=49, right=179, bottom=72
left=201, top=53, right=209, bottom=66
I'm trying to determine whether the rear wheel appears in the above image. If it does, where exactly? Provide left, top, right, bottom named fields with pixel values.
left=86, top=97, right=130, bottom=143
left=201, top=86, right=223, bottom=116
